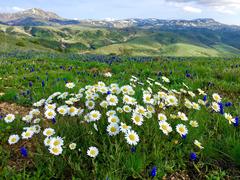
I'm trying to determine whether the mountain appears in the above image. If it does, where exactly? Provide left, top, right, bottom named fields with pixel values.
left=0, top=8, right=239, bottom=30
left=0, top=8, right=61, bottom=21
left=0, top=8, right=240, bottom=57
left=0, top=8, right=79, bottom=26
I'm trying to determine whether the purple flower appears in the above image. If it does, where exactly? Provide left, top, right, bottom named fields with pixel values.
left=150, top=166, right=157, bottom=177
left=29, top=81, right=33, bottom=87
left=186, top=73, right=191, bottom=78
left=52, top=118, right=56, bottom=124
left=20, top=147, right=28, bottom=157
left=225, top=102, right=232, bottom=107
left=203, top=95, right=207, bottom=102
left=181, top=134, right=187, bottom=139
left=131, top=146, right=136, bottom=153
left=42, top=80, right=45, bottom=87
left=107, top=91, right=111, bottom=95
left=218, top=103, right=224, bottom=115
left=26, top=90, right=30, bottom=95
left=190, top=152, right=197, bottom=161
left=234, top=117, right=239, bottom=127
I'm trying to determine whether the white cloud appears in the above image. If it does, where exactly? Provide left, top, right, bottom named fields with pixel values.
left=166, top=0, right=240, bottom=15
left=214, top=6, right=235, bottom=15
left=12, top=6, right=25, bottom=12
left=183, top=6, right=202, bottom=13
left=0, top=6, right=25, bottom=13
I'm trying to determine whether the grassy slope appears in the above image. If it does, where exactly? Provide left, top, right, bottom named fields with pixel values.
left=0, top=57, right=240, bottom=179
left=0, top=25, right=240, bottom=56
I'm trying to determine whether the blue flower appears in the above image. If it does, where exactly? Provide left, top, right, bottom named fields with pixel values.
left=218, top=103, right=224, bottom=115
left=225, top=102, right=232, bottom=107
left=52, top=118, right=56, bottom=124
left=107, top=91, right=111, bottom=95
left=190, top=152, right=197, bottom=161
left=26, top=90, right=30, bottom=95
left=203, top=95, right=207, bottom=102
left=42, top=80, right=45, bottom=87
left=29, top=81, right=33, bottom=87
left=150, top=166, right=157, bottom=177
left=181, top=134, right=187, bottom=139
left=234, top=117, right=239, bottom=127
left=20, top=147, right=28, bottom=157
left=131, top=146, right=136, bottom=153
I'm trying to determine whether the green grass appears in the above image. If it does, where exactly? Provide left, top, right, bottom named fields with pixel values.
left=0, top=57, right=240, bottom=179
left=1, top=25, right=240, bottom=56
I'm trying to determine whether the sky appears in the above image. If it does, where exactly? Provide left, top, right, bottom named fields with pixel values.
left=0, top=0, right=240, bottom=25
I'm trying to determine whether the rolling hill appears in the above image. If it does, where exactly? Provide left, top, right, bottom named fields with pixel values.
left=0, top=8, right=240, bottom=57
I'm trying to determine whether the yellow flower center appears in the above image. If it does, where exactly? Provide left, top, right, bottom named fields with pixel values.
left=90, top=150, right=96, bottom=155
left=52, top=147, right=59, bottom=153
left=110, top=127, right=116, bottom=132
left=129, top=134, right=135, bottom=141
left=53, top=140, right=60, bottom=146
left=134, top=116, right=140, bottom=122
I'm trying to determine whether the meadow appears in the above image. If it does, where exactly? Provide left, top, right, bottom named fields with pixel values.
left=0, top=55, right=240, bottom=179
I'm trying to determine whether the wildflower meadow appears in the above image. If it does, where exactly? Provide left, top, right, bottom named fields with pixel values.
left=0, top=56, right=240, bottom=179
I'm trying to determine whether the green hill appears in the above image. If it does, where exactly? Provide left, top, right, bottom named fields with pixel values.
left=0, top=25, right=240, bottom=56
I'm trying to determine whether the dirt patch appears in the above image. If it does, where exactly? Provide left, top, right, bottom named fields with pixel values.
left=164, top=171, right=190, bottom=180
left=0, top=102, right=30, bottom=116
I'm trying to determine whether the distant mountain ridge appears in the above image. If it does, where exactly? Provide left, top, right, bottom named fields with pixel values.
left=0, top=8, right=240, bottom=57
left=0, top=8, right=239, bottom=30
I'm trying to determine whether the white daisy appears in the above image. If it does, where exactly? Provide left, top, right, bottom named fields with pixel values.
left=120, top=122, right=131, bottom=133
left=45, top=103, right=56, bottom=110
left=178, top=112, right=188, bottom=121
left=44, top=109, right=56, bottom=120
left=69, top=143, right=77, bottom=150
left=192, top=102, right=200, bottom=110
left=85, top=100, right=95, bottom=110
left=100, top=100, right=108, bottom=108
left=123, top=105, right=132, bottom=113
left=22, top=114, right=33, bottom=123
left=65, top=82, right=75, bottom=89
left=68, top=106, right=78, bottom=116
left=143, top=93, right=154, bottom=104
left=159, top=121, right=172, bottom=135
left=57, top=105, right=68, bottom=116
left=49, top=146, right=63, bottom=155
left=89, top=110, right=101, bottom=122
left=21, top=130, right=34, bottom=139
left=107, top=123, right=120, bottom=136
left=176, top=124, right=188, bottom=136
left=43, top=128, right=55, bottom=137
left=166, top=95, right=178, bottom=106
left=106, top=94, right=118, bottom=106
left=224, top=113, right=235, bottom=124
left=4, top=114, right=15, bottom=123
left=106, top=110, right=116, bottom=117
left=125, top=130, right=140, bottom=145
left=108, top=115, right=120, bottom=124
left=131, top=113, right=144, bottom=126
left=212, top=93, right=221, bottom=103
left=44, top=137, right=52, bottom=146
left=87, top=146, right=99, bottom=158
left=50, top=136, right=64, bottom=147
left=212, top=102, right=220, bottom=112
left=194, top=140, right=204, bottom=149
left=8, top=134, right=20, bottom=145
left=158, top=113, right=167, bottom=121
left=189, top=121, right=199, bottom=127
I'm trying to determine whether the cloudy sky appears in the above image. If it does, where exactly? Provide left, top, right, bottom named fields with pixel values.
left=0, top=0, right=240, bottom=25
